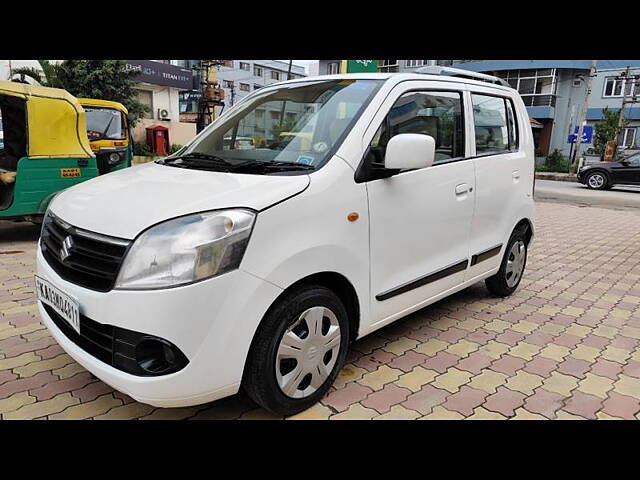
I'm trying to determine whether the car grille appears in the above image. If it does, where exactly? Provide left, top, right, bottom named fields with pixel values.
left=43, top=304, right=188, bottom=377
left=40, top=213, right=131, bottom=292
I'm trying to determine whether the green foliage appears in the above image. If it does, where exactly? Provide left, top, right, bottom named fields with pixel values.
left=133, top=143, right=153, bottom=157
left=271, top=118, right=298, bottom=140
left=55, top=60, right=150, bottom=127
left=593, top=107, right=628, bottom=156
left=536, top=149, right=570, bottom=173
left=11, top=60, right=63, bottom=88
left=170, top=144, right=183, bottom=154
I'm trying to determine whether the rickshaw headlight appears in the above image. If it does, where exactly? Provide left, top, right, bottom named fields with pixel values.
left=115, top=209, right=256, bottom=290
left=108, top=152, right=122, bottom=165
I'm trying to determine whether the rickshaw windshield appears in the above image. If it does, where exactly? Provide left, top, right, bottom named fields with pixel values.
left=84, top=107, right=126, bottom=141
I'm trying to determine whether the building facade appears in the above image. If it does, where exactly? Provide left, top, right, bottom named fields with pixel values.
left=318, top=60, right=454, bottom=75
left=454, top=60, right=640, bottom=157
left=176, top=60, right=306, bottom=119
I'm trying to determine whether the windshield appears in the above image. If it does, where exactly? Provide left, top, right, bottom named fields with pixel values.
left=177, top=79, right=382, bottom=172
left=84, top=107, right=126, bottom=141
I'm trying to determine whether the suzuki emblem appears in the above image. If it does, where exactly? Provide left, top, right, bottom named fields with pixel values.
left=60, top=236, right=74, bottom=262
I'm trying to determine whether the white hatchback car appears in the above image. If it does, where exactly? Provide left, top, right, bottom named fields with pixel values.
left=36, top=67, right=534, bottom=415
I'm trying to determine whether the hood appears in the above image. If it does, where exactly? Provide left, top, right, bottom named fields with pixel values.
left=50, top=162, right=310, bottom=239
left=582, top=161, right=620, bottom=169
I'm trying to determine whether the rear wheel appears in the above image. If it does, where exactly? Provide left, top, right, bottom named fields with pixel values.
left=585, top=171, right=609, bottom=190
left=485, top=227, right=528, bottom=297
left=242, top=285, right=350, bottom=416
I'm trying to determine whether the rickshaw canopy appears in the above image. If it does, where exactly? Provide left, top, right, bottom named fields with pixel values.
left=77, top=98, right=128, bottom=115
left=0, top=81, right=93, bottom=159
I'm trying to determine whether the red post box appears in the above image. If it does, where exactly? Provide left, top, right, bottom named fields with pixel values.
left=146, top=125, right=170, bottom=156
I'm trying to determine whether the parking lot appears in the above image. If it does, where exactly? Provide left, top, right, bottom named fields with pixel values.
left=1, top=200, right=640, bottom=419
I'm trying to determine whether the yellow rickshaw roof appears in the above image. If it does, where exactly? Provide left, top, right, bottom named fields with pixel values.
left=78, top=98, right=128, bottom=115
left=0, top=81, right=93, bottom=159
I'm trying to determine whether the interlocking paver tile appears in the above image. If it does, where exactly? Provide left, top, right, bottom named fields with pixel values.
left=0, top=371, right=57, bottom=399
left=49, top=394, right=122, bottom=420
left=539, top=344, right=571, bottom=362
left=422, top=351, right=460, bottom=373
left=445, top=340, right=480, bottom=358
left=94, top=402, right=155, bottom=420
left=524, top=356, right=559, bottom=378
left=490, top=355, right=527, bottom=376
left=382, top=337, right=419, bottom=356
left=571, top=345, right=602, bottom=363
left=3, top=392, right=79, bottom=420
left=542, top=372, right=580, bottom=397
left=477, top=340, right=511, bottom=359
left=13, top=354, right=74, bottom=378
left=388, top=351, right=428, bottom=373
left=402, top=385, right=450, bottom=415
left=362, top=383, right=412, bottom=413
left=30, top=372, right=94, bottom=401
left=357, top=365, right=403, bottom=391
left=432, top=368, right=473, bottom=393
left=455, top=352, right=494, bottom=375
left=395, top=366, right=438, bottom=393
left=505, top=370, right=544, bottom=395
left=373, top=405, right=421, bottom=420
left=483, top=386, right=527, bottom=417
left=524, top=388, right=566, bottom=419
left=600, top=346, right=632, bottom=365
left=329, top=403, right=378, bottom=420
left=509, top=342, right=542, bottom=361
left=0, top=391, right=36, bottom=415
left=414, top=338, right=449, bottom=356
left=511, top=408, right=548, bottom=420
left=442, top=386, right=488, bottom=416
left=437, top=327, right=468, bottom=343
left=556, top=357, right=591, bottom=380
left=601, top=392, right=640, bottom=420
left=563, top=391, right=603, bottom=420
left=420, top=406, right=464, bottom=420
left=468, top=369, right=508, bottom=394
left=333, top=364, right=368, bottom=389
left=623, top=360, right=640, bottom=379
left=613, top=375, right=640, bottom=400
left=578, top=373, right=614, bottom=399
left=322, top=383, right=372, bottom=412
left=467, top=407, right=508, bottom=420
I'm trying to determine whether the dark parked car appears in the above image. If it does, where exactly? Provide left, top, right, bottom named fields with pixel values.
left=577, top=152, right=640, bottom=190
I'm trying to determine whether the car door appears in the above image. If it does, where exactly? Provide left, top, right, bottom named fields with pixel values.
left=613, top=153, right=640, bottom=184
left=362, top=83, right=476, bottom=327
left=465, top=87, right=533, bottom=281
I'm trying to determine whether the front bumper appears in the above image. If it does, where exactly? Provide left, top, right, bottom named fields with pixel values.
left=36, top=245, right=283, bottom=407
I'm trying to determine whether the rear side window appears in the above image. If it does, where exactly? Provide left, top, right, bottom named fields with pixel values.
left=472, top=94, right=519, bottom=155
left=369, top=90, right=465, bottom=165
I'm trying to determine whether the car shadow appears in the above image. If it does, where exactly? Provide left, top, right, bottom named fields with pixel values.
left=0, top=220, right=41, bottom=244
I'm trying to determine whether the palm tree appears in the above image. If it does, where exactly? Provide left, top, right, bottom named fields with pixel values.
left=11, top=60, right=63, bottom=88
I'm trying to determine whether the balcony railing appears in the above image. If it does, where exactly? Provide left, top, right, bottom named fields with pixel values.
left=520, top=94, right=556, bottom=108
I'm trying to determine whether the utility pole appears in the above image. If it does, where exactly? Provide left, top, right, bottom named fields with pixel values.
left=615, top=66, right=631, bottom=151
left=570, top=59, right=597, bottom=173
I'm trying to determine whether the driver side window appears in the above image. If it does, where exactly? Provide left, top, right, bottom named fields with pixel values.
left=367, top=90, right=465, bottom=168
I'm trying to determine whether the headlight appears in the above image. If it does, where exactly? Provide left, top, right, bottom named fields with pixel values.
left=115, top=209, right=256, bottom=290
left=108, top=152, right=122, bottom=165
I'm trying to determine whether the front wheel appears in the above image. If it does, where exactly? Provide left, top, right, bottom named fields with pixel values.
left=242, top=285, right=350, bottom=416
left=485, top=228, right=528, bottom=297
left=585, top=171, right=609, bottom=190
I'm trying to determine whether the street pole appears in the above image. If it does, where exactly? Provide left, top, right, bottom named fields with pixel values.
left=570, top=59, right=597, bottom=173
left=615, top=66, right=631, bottom=150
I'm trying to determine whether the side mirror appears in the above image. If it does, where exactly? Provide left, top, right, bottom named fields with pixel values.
left=384, top=133, right=436, bottom=171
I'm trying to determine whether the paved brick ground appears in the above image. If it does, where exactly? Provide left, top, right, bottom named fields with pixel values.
left=2, top=201, right=640, bottom=419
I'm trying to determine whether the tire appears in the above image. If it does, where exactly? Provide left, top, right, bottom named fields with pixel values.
left=242, top=285, right=350, bottom=416
left=485, top=227, right=528, bottom=297
left=585, top=171, right=609, bottom=190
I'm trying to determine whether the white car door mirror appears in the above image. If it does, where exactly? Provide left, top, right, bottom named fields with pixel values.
left=384, top=133, right=436, bottom=171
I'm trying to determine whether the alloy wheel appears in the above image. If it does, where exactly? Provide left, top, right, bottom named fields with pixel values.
left=588, top=173, right=605, bottom=189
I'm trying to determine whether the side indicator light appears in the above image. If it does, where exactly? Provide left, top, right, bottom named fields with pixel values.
left=347, top=212, right=359, bottom=222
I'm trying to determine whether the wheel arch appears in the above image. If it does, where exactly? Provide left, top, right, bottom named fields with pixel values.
left=513, top=217, right=534, bottom=246
left=585, top=168, right=611, bottom=184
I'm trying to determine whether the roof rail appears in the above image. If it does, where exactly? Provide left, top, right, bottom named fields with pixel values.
left=415, top=66, right=511, bottom=88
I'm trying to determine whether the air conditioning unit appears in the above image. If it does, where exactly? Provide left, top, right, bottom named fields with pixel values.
left=572, top=77, right=583, bottom=87
left=157, top=108, right=170, bottom=121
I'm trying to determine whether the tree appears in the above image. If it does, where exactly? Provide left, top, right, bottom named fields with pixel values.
left=56, top=60, right=150, bottom=126
left=11, top=60, right=63, bottom=88
left=593, top=107, right=628, bottom=156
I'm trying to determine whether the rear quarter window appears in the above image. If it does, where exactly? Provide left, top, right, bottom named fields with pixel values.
left=471, top=93, right=519, bottom=155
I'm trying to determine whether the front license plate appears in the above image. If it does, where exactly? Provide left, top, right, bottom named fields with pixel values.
left=35, top=275, right=80, bottom=334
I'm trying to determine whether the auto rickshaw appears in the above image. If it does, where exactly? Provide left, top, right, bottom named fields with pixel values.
left=0, top=81, right=98, bottom=222
left=77, top=98, right=133, bottom=175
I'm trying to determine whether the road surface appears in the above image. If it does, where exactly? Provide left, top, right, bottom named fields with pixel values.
left=535, top=179, right=640, bottom=210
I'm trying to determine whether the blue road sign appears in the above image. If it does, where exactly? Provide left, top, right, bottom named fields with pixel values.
left=568, top=125, right=593, bottom=144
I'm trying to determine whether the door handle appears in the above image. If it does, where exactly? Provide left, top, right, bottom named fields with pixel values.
left=455, top=183, right=470, bottom=195
left=512, top=170, right=520, bottom=180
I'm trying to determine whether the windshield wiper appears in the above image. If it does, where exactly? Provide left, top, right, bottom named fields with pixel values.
left=159, top=153, right=236, bottom=169
left=232, top=160, right=315, bottom=172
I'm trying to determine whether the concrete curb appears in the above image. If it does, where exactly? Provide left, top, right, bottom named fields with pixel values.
left=535, top=172, right=577, bottom=182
